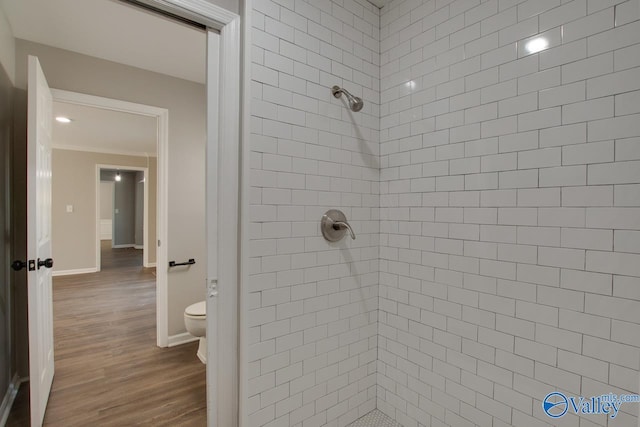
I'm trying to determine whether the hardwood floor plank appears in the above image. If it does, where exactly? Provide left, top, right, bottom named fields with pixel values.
left=6, top=241, right=206, bottom=426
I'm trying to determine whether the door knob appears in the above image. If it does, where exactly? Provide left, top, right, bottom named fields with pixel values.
left=12, top=260, right=36, bottom=271
left=38, top=258, right=54, bottom=269
left=11, top=260, right=27, bottom=271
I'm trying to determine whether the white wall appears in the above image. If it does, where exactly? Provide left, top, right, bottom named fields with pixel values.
left=247, top=0, right=381, bottom=425
left=16, top=39, right=206, bottom=337
left=378, top=1, right=640, bottom=426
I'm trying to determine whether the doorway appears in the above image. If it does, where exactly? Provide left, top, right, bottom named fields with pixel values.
left=51, top=89, right=169, bottom=346
left=2, top=0, right=241, bottom=425
left=97, top=166, right=149, bottom=269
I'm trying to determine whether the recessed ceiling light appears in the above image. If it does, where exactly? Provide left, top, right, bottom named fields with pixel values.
left=525, top=37, right=549, bottom=54
left=55, top=116, right=72, bottom=123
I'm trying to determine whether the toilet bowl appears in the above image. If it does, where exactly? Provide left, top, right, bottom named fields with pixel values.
left=184, top=300, right=207, bottom=364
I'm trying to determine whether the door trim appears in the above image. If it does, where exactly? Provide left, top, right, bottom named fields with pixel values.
left=240, top=2, right=251, bottom=427
left=51, top=88, right=170, bottom=348
left=210, top=17, right=241, bottom=427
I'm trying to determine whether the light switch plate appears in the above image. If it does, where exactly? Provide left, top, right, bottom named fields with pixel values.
left=66, top=205, right=73, bottom=213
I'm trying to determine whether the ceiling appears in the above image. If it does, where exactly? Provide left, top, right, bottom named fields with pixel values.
left=1, top=0, right=206, bottom=83
left=53, top=101, right=157, bottom=156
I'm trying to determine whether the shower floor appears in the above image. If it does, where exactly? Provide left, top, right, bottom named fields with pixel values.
left=347, top=409, right=401, bottom=427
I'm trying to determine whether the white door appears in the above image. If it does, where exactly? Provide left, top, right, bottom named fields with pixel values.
left=27, top=55, right=55, bottom=427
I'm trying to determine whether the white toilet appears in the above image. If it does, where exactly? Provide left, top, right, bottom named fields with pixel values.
left=184, top=300, right=207, bottom=364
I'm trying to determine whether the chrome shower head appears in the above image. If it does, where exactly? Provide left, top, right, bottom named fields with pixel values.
left=332, top=85, right=364, bottom=112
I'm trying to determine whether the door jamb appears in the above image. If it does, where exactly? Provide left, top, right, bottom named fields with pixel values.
left=51, top=88, right=170, bottom=348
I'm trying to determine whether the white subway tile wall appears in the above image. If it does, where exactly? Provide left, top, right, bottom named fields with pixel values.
left=249, top=0, right=640, bottom=425
left=249, top=0, right=381, bottom=426
left=379, top=0, right=640, bottom=427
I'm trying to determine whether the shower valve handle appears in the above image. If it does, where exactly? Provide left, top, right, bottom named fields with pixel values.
left=332, top=221, right=356, bottom=240
left=321, top=209, right=356, bottom=242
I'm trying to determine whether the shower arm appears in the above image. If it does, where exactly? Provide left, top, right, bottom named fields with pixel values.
left=332, top=85, right=356, bottom=103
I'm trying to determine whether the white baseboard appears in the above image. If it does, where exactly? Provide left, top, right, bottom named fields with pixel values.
left=53, top=267, right=98, bottom=277
left=0, top=374, right=21, bottom=426
left=145, top=262, right=157, bottom=268
left=134, top=245, right=144, bottom=250
left=167, top=332, right=198, bottom=347
left=111, top=244, right=136, bottom=249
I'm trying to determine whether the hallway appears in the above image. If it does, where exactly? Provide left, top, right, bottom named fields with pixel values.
left=7, top=242, right=206, bottom=426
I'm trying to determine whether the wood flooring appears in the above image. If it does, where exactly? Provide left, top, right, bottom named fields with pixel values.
left=6, top=241, right=206, bottom=426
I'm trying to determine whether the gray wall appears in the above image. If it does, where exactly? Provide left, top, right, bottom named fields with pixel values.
left=0, top=0, right=19, bottom=398
left=0, top=46, right=12, bottom=415
left=12, top=88, right=28, bottom=379
left=112, top=171, right=137, bottom=247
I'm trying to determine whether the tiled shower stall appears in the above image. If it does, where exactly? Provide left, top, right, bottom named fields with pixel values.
left=247, top=0, right=640, bottom=426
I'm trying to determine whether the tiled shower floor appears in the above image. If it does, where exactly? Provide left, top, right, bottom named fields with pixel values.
left=347, top=409, right=401, bottom=427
